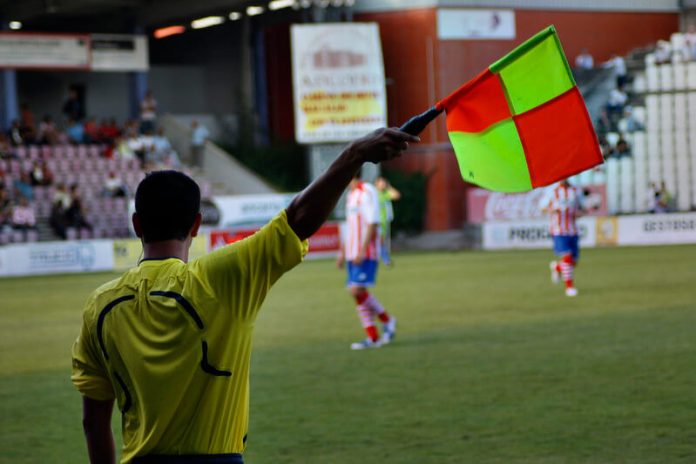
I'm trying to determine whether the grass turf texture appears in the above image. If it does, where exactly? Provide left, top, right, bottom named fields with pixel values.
left=1, top=245, right=695, bottom=463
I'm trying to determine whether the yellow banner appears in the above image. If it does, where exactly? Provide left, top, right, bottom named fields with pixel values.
left=595, top=217, right=618, bottom=246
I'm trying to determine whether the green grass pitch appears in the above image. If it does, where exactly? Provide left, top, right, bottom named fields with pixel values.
left=1, top=245, right=695, bottom=464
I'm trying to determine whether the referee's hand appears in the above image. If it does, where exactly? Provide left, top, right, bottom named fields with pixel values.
left=347, top=128, right=420, bottom=164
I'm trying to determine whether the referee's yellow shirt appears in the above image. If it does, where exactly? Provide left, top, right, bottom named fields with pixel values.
left=71, top=211, right=307, bottom=463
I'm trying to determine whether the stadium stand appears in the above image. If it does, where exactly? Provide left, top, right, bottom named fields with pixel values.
left=568, top=32, right=696, bottom=216
left=0, top=138, right=214, bottom=244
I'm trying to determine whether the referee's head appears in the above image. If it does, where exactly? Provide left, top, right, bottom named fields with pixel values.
left=133, top=170, right=201, bottom=243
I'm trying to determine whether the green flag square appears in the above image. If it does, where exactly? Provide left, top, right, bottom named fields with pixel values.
left=448, top=118, right=532, bottom=192
left=496, top=34, right=574, bottom=115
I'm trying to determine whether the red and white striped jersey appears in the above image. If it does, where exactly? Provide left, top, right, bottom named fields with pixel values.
left=544, top=183, right=583, bottom=236
left=344, top=181, right=380, bottom=261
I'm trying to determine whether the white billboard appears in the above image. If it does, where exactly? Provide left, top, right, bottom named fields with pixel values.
left=482, top=217, right=597, bottom=250
left=437, top=9, right=516, bottom=40
left=291, top=23, right=387, bottom=143
left=91, top=34, right=149, bottom=72
left=616, top=213, right=696, bottom=245
left=0, top=240, right=113, bottom=277
left=0, top=32, right=90, bottom=69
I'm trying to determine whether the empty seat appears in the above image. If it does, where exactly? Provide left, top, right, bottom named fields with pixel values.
left=674, top=63, right=687, bottom=90
left=606, top=158, right=620, bottom=215
left=659, top=64, right=674, bottom=91
left=646, top=64, right=660, bottom=91
left=687, top=62, right=696, bottom=89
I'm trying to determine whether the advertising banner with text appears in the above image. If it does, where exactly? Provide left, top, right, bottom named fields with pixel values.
left=210, top=222, right=341, bottom=259
left=291, top=23, right=387, bottom=143
left=467, top=185, right=607, bottom=223
left=482, top=217, right=597, bottom=250
left=0, top=240, right=113, bottom=276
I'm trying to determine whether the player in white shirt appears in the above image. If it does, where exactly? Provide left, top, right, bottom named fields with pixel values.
left=338, top=173, right=397, bottom=350
left=542, top=179, right=584, bottom=297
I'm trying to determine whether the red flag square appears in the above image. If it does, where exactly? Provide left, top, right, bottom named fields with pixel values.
left=439, top=69, right=512, bottom=133
left=514, top=87, right=603, bottom=188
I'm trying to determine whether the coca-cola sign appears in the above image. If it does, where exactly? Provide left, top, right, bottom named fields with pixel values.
left=467, top=185, right=607, bottom=223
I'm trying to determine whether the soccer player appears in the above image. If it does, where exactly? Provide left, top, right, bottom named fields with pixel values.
left=375, top=175, right=400, bottom=266
left=337, top=174, right=397, bottom=350
left=543, top=178, right=584, bottom=297
left=71, top=127, right=418, bottom=464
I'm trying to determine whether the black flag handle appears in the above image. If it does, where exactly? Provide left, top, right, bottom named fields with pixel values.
left=399, top=106, right=443, bottom=136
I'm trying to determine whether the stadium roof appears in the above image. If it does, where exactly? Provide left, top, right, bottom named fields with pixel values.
left=0, top=0, right=256, bottom=32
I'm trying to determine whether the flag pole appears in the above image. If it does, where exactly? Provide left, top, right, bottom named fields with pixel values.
left=399, top=106, right=443, bottom=136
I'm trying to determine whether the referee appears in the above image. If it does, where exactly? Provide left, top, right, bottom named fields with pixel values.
left=71, top=127, right=418, bottom=464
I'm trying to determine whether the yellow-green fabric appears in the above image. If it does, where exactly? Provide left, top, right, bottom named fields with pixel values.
left=72, top=211, right=307, bottom=463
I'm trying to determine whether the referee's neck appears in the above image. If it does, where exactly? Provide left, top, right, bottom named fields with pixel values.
left=141, top=239, right=190, bottom=263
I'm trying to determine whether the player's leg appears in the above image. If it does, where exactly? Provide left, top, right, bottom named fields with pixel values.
left=349, top=286, right=381, bottom=350
left=550, top=236, right=562, bottom=284
left=362, top=290, right=396, bottom=344
left=559, top=235, right=579, bottom=297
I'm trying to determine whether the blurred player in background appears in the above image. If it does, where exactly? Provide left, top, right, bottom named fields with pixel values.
left=543, top=179, right=584, bottom=297
left=375, top=176, right=400, bottom=266
left=338, top=173, right=397, bottom=350
left=71, top=127, right=418, bottom=463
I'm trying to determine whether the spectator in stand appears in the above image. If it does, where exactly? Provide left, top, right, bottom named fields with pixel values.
left=685, top=24, right=696, bottom=61
left=50, top=186, right=69, bottom=240
left=53, top=183, right=71, bottom=210
left=654, top=40, right=672, bottom=65
left=0, top=133, right=12, bottom=159
left=598, top=135, right=614, bottom=159
left=66, top=184, right=92, bottom=232
left=140, top=90, right=158, bottom=133
left=98, top=118, right=121, bottom=144
left=622, top=106, right=644, bottom=133
left=8, top=119, right=23, bottom=146
left=595, top=108, right=613, bottom=137
left=654, top=181, right=674, bottom=213
left=0, top=187, right=11, bottom=229
left=38, top=115, right=59, bottom=145
left=615, top=135, right=631, bottom=158
left=124, top=119, right=140, bottom=138
left=603, top=54, right=628, bottom=87
left=29, top=160, right=54, bottom=186
left=11, top=197, right=37, bottom=232
left=140, top=128, right=156, bottom=161
left=574, top=48, right=594, bottom=70
left=190, top=119, right=209, bottom=168
left=126, top=133, right=146, bottom=165
left=114, top=136, right=136, bottom=161
left=83, top=117, right=100, bottom=143
left=606, top=85, right=628, bottom=121
left=14, top=172, right=33, bottom=202
left=66, top=118, right=85, bottom=144
left=20, top=103, right=36, bottom=143
left=151, top=127, right=171, bottom=162
left=102, top=171, right=128, bottom=198
left=62, top=85, right=84, bottom=122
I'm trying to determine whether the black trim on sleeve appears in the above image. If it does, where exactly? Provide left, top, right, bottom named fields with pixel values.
left=200, top=341, right=232, bottom=377
left=96, top=295, right=136, bottom=360
left=113, top=370, right=133, bottom=413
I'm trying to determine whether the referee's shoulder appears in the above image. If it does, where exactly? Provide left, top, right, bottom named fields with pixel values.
left=81, top=272, right=135, bottom=318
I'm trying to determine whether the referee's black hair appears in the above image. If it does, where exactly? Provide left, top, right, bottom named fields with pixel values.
left=135, top=170, right=200, bottom=243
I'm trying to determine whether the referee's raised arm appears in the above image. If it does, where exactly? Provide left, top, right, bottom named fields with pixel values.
left=285, top=128, right=419, bottom=241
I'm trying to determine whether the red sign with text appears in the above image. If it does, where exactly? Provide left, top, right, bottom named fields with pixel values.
left=209, top=222, right=341, bottom=259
